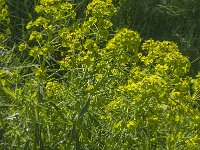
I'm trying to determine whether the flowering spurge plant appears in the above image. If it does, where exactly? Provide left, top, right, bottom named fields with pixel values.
left=0, top=0, right=12, bottom=99
left=0, top=0, right=10, bottom=43
left=105, top=40, right=198, bottom=149
left=0, top=0, right=10, bottom=65
left=0, top=0, right=200, bottom=149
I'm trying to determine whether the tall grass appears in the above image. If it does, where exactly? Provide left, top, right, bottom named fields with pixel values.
left=6, top=0, right=37, bottom=42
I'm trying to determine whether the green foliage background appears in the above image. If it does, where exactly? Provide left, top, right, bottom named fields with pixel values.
left=0, top=0, right=200, bottom=149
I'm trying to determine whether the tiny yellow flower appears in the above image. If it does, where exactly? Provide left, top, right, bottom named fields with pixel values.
left=127, top=121, right=136, bottom=129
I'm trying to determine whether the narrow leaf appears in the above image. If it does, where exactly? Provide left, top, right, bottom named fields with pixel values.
left=2, top=87, right=16, bottom=99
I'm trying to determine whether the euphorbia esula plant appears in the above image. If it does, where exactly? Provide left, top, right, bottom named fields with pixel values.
left=0, top=0, right=199, bottom=149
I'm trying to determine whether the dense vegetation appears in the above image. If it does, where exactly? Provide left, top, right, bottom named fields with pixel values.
left=0, top=0, right=200, bottom=149
left=113, top=0, right=200, bottom=76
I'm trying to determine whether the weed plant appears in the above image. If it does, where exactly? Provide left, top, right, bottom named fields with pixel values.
left=0, top=0, right=200, bottom=149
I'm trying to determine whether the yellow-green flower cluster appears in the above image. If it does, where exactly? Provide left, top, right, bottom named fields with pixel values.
left=83, top=39, right=98, bottom=51
left=24, top=0, right=77, bottom=59
left=59, top=28, right=83, bottom=49
left=192, top=72, right=200, bottom=101
left=82, top=0, right=116, bottom=40
left=59, top=34, right=99, bottom=69
left=34, top=0, right=75, bottom=21
left=0, top=0, right=9, bottom=23
left=18, top=42, right=28, bottom=52
left=27, top=1, right=75, bottom=30
left=33, top=67, right=46, bottom=80
left=0, top=0, right=10, bottom=44
left=26, top=17, right=49, bottom=30
left=141, top=40, right=191, bottom=76
left=29, top=46, right=43, bottom=57
left=82, top=17, right=97, bottom=36
left=46, top=81, right=65, bottom=100
left=59, top=56, right=71, bottom=70
left=29, top=31, right=43, bottom=41
left=105, top=28, right=141, bottom=65
left=106, top=98, right=123, bottom=112
left=0, top=69, right=9, bottom=78
left=106, top=28, right=141, bottom=52
left=120, top=74, right=168, bottom=100
left=192, top=72, right=200, bottom=91
left=86, top=0, right=116, bottom=19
